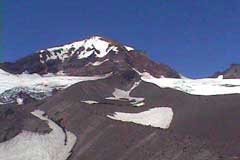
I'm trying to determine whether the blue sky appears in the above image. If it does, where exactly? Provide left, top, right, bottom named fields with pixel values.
left=2, top=0, right=240, bottom=78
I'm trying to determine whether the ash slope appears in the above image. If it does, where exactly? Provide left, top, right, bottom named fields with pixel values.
left=9, top=71, right=240, bottom=160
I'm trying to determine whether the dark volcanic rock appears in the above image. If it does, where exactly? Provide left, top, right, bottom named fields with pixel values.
left=212, top=64, right=240, bottom=79
left=127, top=50, right=179, bottom=78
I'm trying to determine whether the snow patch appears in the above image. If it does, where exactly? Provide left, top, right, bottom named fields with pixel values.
left=82, top=100, right=99, bottom=104
left=132, top=101, right=145, bottom=107
left=217, top=75, right=224, bottom=79
left=0, top=110, right=77, bottom=160
left=106, top=81, right=144, bottom=106
left=16, top=98, right=23, bottom=105
left=107, top=107, right=174, bottom=129
left=87, top=59, right=109, bottom=67
left=125, top=46, right=134, bottom=51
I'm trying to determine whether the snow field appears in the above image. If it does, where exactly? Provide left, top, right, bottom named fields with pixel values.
left=107, top=107, right=174, bottom=129
left=0, top=110, right=77, bottom=160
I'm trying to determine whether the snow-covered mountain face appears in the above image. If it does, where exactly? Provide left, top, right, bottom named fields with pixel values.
left=0, top=36, right=179, bottom=78
left=39, top=36, right=133, bottom=62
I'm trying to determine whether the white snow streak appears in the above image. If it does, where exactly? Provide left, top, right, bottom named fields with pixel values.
left=82, top=100, right=99, bottom=104
left=107, top=107, right=174, bottom=129
left=124, top=46, right=134, bottom=51
left=87, top=59, right=109, bottom=66
left=0, top=110, right=77, bottom=160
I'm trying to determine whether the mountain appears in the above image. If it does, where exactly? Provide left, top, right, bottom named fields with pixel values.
left=0, top=36, right=240, bottom=160
left=0, top=36, right=179, bottom=78
left=0, top=35, right=179, bottom=105
left=212, top=64, right=240, bottom=79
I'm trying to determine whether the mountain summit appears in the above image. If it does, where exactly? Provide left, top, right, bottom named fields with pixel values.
left=0, top=36, right=179, bottom=78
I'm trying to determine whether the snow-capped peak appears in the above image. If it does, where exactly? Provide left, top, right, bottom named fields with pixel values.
left=44, top=36, right=108, bottom=53
left=39, top=36, right=134, bottom=63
